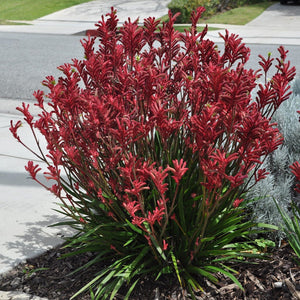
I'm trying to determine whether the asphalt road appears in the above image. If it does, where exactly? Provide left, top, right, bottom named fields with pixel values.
left=0, top=33, right=84, bottom=102
left=0, top=32, right=299, bottom=103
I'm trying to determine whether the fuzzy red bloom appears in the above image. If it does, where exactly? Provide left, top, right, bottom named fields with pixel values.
left=290, top=161, right=300, bottom=180
left=25, top=161, right=41, bottom=180
left=145, top=206, right=165, bottom=226
left=123, top=200, right=141, bottom=217
left=44, top=165, right=60, bottom=181
left=148, top=166, right=170, bottom=195
left=16, top=103, right=33, bottom=126
left=124, top=180, right=150, bottom=198
left=9, top=120, right=22, bottom=141
left=290, top=161, right=300, bottom=194
left=170, top=159, right=188, bottom=184
left=50, top=184, right=62, bottom=197
left=163, top=239, right=168, bottom=251
left=258, top=52, right=274, bottom=75
left=255, top=168, right=270, bottom=182
left=233, top=198, right=244, bottom=208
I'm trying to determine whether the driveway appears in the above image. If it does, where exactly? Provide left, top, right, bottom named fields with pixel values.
left=205, top=2, right=300, bottom=45
left=39, top=0, right=170, bottom=23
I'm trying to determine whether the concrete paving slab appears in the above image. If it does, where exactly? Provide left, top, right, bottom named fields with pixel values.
left=0, top=112, right=72, bottom=274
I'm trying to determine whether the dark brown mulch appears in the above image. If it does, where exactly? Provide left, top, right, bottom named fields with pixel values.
left=0, top=242, right=299, bottom=300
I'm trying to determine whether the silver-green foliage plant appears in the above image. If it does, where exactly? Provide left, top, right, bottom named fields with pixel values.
left=248, top=77, right=300, bottom=237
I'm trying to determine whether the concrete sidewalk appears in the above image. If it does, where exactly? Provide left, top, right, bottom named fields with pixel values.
left=0, top=108, right=73, bottom=275
left=0, top=107, right=72, bottom=299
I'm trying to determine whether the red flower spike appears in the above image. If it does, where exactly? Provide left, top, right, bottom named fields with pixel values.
left=258, top=53, right=274, bottom=75
left=255, top=168, right=270, bottom=182
left=233, top=198, right=244, bottom=208
left=33, top=90, right=45, bottom=109
left=123, top=200, right=141, bottom=217
left=145, top=206, right=165, bottom=226
left=124, top=180, right=150, bottom=198
left=79, top=217, right=86, bottom=224
left=290, top=162, right=300, bottom=181
left=143, top=17, right=160, bottom=47
left=25, top=161, right=41, bottom=180
left=44, top=165, right=60, bottom=181
left=163, top=239, right=168, bottom=251
left=16, top=103, right=34, bottom=126
left=220, top=30, right=250, bottom=66
left=9, top=120, right=22, bottom=141
left=190, top=7, right=206, bottom=31
left=120, top=18, right=145, bottom=64
left=132, top=215, right=146, bottom=229
left=50, top=184, right=62, bottom=197
left=170, top=159, right=188, bottom=184
left=148, top=166, right=170, bottom=196
left=290, top=162, right=300, bottom=194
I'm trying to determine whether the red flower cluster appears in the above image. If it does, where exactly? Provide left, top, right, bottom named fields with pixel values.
left=289, top=109, right=300, bottom=194
left=290, top=158, right=300, bottom=194
left=10, top=7, right=295, bottom=256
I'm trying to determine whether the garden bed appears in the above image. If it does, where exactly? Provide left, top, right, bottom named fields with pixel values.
left=0, top=242, right=299, bottom=299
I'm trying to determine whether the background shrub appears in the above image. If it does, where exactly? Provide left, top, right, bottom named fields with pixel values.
left=168, top=0, right=272, bottom=23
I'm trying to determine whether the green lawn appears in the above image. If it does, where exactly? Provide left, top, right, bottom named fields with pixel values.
left=204, top=1, right=276, bottom=25
left=0, top=0, right=93, bottom=21
left=173, top=25, right=221, bottom=32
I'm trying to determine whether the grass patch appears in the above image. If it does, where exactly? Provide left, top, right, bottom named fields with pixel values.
left=0, top=0, right=93, bottom=21
left=174, top=25, right=221, bottom=32
left=160, top=1, right=276, bottom=26
left=203, top=1, right=276, bottom=25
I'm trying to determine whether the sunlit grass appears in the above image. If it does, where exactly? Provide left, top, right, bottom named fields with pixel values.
left=204, top=2, right=276, bottom=25
left=174, top=25, right=221, bottom=32
left=0, top=0, right=93, bottom=21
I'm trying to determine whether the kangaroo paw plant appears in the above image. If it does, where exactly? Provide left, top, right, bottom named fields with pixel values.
left=10, top=7, right=296, bottom=299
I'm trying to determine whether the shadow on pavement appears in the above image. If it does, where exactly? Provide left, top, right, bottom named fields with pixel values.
left=3, top=214, right=74, bottom=263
